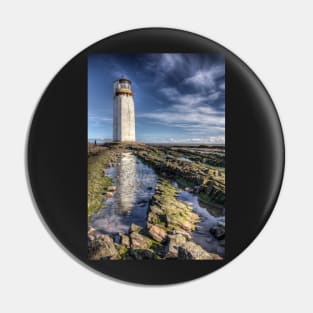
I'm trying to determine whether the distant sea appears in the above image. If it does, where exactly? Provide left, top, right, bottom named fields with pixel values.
left=88, top=138, right=225, bottom=147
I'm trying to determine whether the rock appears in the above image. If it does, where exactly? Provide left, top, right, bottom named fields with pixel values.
left=110, top=253, right=122, bottom=260
left=210, top=224, right=225, bottom=240
left=165, top=234, right=187, bottom=258
left=147, top=180, right=200, bottom=240
left=130, top=223, right=142, bottom=233
left=178, top=241, right=222, bottom=260
left=147, top=186, right=153, bottom=190
left=94, top=232, right=103, bottom=239
left=189, top=212, right=200, bottom=222
left=149, top=205, right=164, bottom=215
left=193, top=186, right=201, bottom=193
left=107, top=186, right=116, bottom=192
left=148, top=225, right=167, bottom=243
left=88, top=234, right=95, bottom=241
left=166, top=214, right=195, bottom=232
left=206, top=184, right=213, bottom=194
left=199, top=185, right=206, bottom=193
left=87, top=228, right=103, bottom=240
left=129, top=249, right=158, bottom=260
left=130, top=231, right=152, bottom=249
left=115, top=243, right=129, bottom=257
left=147, top=210, right=166, bottom=225
left=169, top=229, right=192, bottom=240
left=88, top=234, right=119, bottom=260
left=147, top=212, right=157, bottom=224
left=120, top=234, right=130, bottom=248
left=105, top=191, right=113, bottom=198
left=88, top=227, right=96, bottom=235
left=129, top=249, right=157, bottom=260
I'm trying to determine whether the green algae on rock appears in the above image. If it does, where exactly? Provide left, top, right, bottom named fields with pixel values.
left=88, top=178, right=223, bottom=260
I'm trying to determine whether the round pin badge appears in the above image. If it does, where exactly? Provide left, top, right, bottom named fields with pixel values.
left=27, top=28, right=284, bottom=284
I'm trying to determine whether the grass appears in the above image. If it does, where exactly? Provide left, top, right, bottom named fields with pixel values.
left=175, top=176, right=195, bottom=188
left=199, top=192, right=211, bottom=204
left=88, top=149, right=114, bottom=218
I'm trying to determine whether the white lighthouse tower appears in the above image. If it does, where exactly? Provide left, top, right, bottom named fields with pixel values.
left=113, top=76, right=136, bottom=142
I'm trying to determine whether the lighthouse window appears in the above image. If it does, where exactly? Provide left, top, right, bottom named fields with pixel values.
left=120, top=83, right=129, bottom=89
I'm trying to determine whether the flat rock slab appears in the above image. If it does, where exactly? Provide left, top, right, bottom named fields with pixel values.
left=130, top=231, right=152, bottom=249
left=166, top=234, right=187, bottom=258
left=130, top=223, right=142, bottom=233
left=88, top=234, right=119, bottom=260
left=148, top=224, right=167, bottom=243
left=178, top=241, right=222, bottom=260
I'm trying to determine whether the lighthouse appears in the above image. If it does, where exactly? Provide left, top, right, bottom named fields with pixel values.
left=113, top=76, right=136, bottom=142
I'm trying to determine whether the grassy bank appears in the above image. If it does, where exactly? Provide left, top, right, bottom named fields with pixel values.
left=88, top=146, right=115, bottom=218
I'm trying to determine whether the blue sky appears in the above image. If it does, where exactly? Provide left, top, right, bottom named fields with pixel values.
left=88, top=53, right=225, bottom=144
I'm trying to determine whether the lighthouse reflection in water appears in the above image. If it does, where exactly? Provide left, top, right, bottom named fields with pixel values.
left=90, top=152, right=158, bottom=234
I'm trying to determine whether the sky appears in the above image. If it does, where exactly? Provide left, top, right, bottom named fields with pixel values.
left=88, top=53, right=225, bottom=144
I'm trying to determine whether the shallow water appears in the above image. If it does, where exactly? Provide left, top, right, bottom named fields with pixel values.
left=177, top=190, right=225, bottom=257
left=90, top=152, right=225, bottom=256
left=90, top=152, right=158, bottom=234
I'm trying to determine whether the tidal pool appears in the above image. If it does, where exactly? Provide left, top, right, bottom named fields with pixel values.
left=177, top=190, right=225, bottom=257
left=90, top=152, right=225, bottom=256
left=90, top=152, right=158, bottom=234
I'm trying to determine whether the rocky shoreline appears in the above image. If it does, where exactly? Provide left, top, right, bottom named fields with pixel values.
left=131, top=144, right=225, bottom=206
left=87, top=143, right=225, bottom=260
left=88, top=179, right=222, bottom=260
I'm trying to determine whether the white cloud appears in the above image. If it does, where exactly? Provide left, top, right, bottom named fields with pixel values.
left=159, top=87, right=180, bottom=98
left=186, top=136, right=225, bottom=144
left=160, top=87, right=221, bottom=107
left=184, top=66, right=224, bottom=90
left=140, top=54, right=225, bottom=142
left=138, top=101, right=225, bottom=136
left=159, top=54, right=184, bottom=72
left=143, top=81, right=225, bottom=138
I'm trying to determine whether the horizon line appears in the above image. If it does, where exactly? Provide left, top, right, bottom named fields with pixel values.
left=88, top=139, right=225, bottom=145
